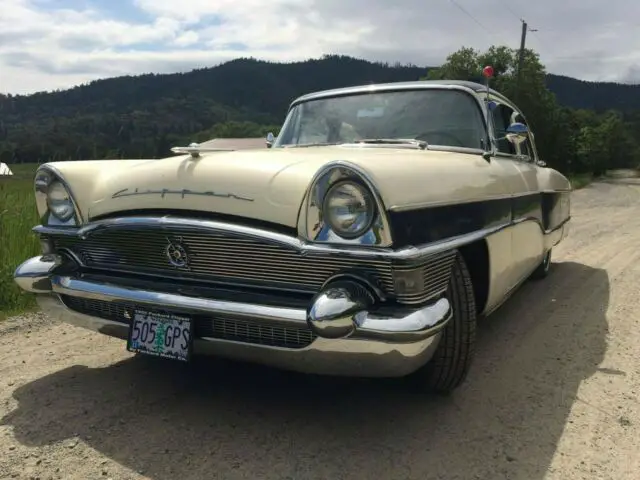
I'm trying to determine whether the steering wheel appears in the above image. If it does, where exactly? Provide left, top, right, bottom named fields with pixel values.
left=413, top=130, right=465, bottom=147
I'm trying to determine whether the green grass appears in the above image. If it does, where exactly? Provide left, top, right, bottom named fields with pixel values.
left=0, top=163, right=41, bottom=319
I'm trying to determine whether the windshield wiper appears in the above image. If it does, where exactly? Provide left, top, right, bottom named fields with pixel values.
left=351, top=138, right=428, bottom=150
left=281, top=142, right=343, bottom=148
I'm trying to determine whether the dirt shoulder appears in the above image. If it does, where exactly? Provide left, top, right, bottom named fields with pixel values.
left=1, top=179, right=639, bottom=480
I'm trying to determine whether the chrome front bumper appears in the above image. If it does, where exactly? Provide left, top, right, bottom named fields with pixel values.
left=14, top=255, right=451, bottom=377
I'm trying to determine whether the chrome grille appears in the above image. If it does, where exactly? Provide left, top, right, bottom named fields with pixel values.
left=60, top=295, right=316, bottom=349
left=49, top=225, right=457, bottom=305
left=51, top=228, right=396, bottom=294
left=394, top=250, right=457, bottom=304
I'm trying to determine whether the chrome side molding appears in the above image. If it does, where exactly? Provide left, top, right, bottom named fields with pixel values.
left=33, top=216, right=511, bottom=263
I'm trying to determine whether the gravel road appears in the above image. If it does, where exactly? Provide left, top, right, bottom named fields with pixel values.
left=1, top=177, right=639, bottom=480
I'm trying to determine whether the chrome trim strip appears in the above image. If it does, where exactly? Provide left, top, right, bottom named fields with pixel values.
left=388, top=189, right=572, bottom=212
left=544, top=216, right=571, bottom=235
left=424, top=145, right=486, bottom=155
left=290, top=82, right=484, bottom=108
left=33, top=215, right=569, bottom=270
left=50, top=275, right=307, bottom=325
left=34, top=216, right=505, bottom=262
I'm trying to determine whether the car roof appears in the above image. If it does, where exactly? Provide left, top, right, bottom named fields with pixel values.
left=290, top=79, right=510, bottom=107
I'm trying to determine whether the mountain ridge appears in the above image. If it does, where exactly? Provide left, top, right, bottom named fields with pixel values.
left=1, top=55, right=639, bottom=166
left=2, top=55, right=639, bottom=114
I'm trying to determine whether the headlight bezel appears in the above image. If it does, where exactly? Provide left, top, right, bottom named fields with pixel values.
left=34, top=165, right=81, bottom=226
left=298, top=162, right=393, bottom=247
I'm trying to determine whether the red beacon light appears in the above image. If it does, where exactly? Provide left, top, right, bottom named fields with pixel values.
left=482, top=65, right=494, bottom=78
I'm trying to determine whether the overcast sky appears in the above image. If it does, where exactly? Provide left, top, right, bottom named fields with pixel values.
left=1, top=0, right=638, bottom=95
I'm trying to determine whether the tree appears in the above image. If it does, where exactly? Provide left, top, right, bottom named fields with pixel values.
left=424, top=45, right=640, bottom=174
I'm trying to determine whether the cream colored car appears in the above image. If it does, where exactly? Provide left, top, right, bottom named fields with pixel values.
left=14, top=80, right=571, bottom=393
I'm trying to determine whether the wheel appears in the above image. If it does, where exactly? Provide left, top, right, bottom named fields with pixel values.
left=407, top=252, right=477, bottom=394
left=530, top=249, right=552, bottom=280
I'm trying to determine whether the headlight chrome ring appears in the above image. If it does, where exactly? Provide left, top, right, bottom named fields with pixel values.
left=322, top=180, right=375, bottom=239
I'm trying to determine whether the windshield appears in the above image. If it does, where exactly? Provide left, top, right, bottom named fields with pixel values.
left=274, top=88, right=487, bottom=149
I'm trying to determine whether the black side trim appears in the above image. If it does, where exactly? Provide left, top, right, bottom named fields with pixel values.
left=542, top=191, right=571, bottom=232
left=388, top=191, right=571, bottom=247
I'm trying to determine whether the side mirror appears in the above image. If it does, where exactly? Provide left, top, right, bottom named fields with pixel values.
left=505, top=122, right=529, bottom=146
left=266, top=132, right=275, bottom=148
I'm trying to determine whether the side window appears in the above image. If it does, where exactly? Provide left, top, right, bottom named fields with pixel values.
left=491, top=103, right=516, bottom=155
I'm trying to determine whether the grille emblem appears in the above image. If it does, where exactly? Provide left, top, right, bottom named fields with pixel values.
left=165, top=237, right=189, bottom=268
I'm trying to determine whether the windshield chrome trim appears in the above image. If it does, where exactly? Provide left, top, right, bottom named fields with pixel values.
left=274, top=84, right=491, bottom=153
left=289, top=82, right=480, bottom=107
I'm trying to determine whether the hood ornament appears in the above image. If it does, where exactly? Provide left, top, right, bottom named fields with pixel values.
left=171, top=142, right=234, bottom=159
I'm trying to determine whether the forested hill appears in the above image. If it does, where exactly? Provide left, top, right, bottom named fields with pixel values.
left=0, top=54, right=639, bottom=165
left=1, top=56, right=427, bottom=118
left=545, top=74, right=640, bottom=111
left=3, top=55, right=640, bottom=115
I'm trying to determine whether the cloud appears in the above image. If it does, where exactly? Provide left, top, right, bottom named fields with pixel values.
left=1, top=0, right=639, bottom=94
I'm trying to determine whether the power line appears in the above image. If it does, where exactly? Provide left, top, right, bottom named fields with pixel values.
left=447, top=0, right=492, bottom=36
left=500, top=1, right=522, bottom=23
left=446, top=0, right=567, bottom=66
left=497, top=0, right=565, bottom=62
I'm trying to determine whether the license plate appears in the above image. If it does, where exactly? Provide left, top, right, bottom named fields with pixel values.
left=126, top=309, right=193, bottom=362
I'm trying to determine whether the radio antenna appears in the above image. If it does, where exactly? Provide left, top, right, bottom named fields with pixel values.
left=481, top=65, right=495, bottom=161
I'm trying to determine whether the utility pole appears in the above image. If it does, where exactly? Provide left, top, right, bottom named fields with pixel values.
left=515, top=19, right=528, bottom=102
left=515, top=19, right=538, bottom=102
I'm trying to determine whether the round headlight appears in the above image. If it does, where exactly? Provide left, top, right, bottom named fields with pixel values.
left=322, top=181, right=375, bottom=239
left=47, top=181, right=75, bottom=221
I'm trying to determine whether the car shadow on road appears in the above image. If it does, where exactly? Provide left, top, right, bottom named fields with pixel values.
left=2, top=261, right=610, bottom=480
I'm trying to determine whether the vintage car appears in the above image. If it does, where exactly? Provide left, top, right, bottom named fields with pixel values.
left=14, top=76, right=571, bottom=393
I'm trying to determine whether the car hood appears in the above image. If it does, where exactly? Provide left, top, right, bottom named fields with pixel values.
left=47, top=146, right=514, bottom=228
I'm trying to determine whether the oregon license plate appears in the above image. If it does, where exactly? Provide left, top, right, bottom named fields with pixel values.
left=127, top=309, right=193, bottom=362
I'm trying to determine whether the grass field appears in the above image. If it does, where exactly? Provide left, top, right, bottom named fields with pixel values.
left=0, top=162, right=598, bottom=319
left=0, top=163, right=41, bottom=318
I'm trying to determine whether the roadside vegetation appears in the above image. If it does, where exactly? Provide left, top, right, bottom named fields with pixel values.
left=0, top=163, right=41, bottom=318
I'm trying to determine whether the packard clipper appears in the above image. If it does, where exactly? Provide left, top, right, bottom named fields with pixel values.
left=14, top=77, right=571, bottom=393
